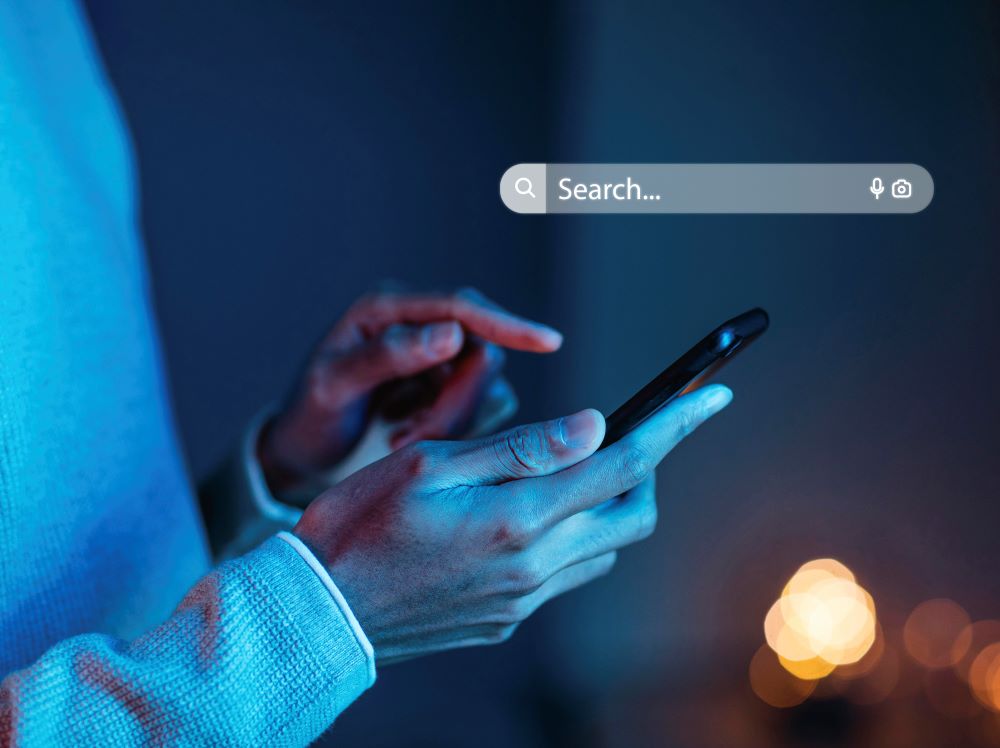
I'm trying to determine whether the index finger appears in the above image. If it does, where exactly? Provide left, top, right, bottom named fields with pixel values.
left=341, top=289, right=563, bottom=352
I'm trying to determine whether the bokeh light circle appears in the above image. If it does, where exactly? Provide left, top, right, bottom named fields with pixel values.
left=763, top=558, right=877, bottom=677
left=749, top=645, right=817, bottom=708
left=969, top=642, right=1000, bottom=712
left=794, top=558, right=856, bottom=584
left=903, top=598, right=972, bottom=669
left=953, top=620, right=1000, bottom=683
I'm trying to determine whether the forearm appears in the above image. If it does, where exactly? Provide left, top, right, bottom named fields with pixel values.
left=1, top=535, right=374, bottom=746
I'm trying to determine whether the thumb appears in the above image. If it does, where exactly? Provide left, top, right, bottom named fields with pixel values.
left=443, top=409, right=605, bottom=486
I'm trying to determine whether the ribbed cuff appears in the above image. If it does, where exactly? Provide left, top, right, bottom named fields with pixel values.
left=277, top=531, right=376, bottom=684
left=246, top=536, right=376, bottom=727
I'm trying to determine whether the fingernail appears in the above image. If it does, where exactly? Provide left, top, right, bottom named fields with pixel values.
left=424, top=322, right=461, bottom=356
left=537, top=325, right=564, bottom=349
left=559, top=409, right=601, bottom=448
left=702, top=385, right=734, bottom=412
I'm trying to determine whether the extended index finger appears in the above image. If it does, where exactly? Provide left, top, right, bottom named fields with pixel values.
left=341, top=289, right=563, bottom=352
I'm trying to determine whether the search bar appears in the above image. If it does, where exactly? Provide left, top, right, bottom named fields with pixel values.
left=499, top=163, right=933, bottom=214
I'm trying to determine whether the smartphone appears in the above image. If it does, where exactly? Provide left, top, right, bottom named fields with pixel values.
left=600, top=308, right=769, bottom=447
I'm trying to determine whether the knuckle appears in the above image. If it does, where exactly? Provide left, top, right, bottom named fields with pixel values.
left=501, top=427, right=549, bottom=475
left=506, top=558, right=548, bottom=594
left=490, top=516, right=531, bottom=550
left=620, top=444, right=654, bottom=484
left=400, top=441, right=436, bottom=478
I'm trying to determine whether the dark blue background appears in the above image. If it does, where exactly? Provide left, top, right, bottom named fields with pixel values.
left=85, top=1, right=1000, bottom=745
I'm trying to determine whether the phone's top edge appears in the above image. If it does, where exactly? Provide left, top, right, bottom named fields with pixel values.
left=726, top=307, right=770, bottom=336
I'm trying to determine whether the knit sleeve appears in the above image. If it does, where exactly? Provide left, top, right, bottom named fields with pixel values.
left=0, top=535, right=376, bottom=746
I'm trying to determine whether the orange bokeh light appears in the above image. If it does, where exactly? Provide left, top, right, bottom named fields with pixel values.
left=954, top=620, right=1000, bottom=683
left=903, top=598, right=972, bottom=669
left=794, top=558, right=856, bottom=584
left=969, top=642, right=1000, bottom=712
left=833, top=621, right=886, bottom=680
left=764, top=558, right=877, bottom=678
left=749, top=645, right=816, bottom=708
left=778, top=654, right=837, bottom=681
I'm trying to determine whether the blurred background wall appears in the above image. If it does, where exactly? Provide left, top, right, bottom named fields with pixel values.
left=85, top=1, right=1000, bottom=745
left=540, top=4, right=1000, bottom=744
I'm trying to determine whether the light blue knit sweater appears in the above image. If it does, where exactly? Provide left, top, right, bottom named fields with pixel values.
left=0, top=2, right=374, bottom=743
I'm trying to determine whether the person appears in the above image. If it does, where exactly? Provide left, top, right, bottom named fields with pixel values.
left=0, top=2, right=733, bottom=744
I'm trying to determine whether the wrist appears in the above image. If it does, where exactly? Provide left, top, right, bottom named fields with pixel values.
left=292, top=508, right=361, bottom=612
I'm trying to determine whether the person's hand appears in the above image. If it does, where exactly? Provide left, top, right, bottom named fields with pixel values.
left=258, top=288, right=563, bottom=495
left=293, top=383, right=733, bottom=663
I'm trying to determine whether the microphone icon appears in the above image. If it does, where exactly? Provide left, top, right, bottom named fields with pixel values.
left=870, top=177, right=884, bottom=200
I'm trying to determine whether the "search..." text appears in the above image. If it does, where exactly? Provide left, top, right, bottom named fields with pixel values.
left=557, top=177, right=661, bottom=202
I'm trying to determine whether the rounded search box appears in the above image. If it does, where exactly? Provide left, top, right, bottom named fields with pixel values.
left=499, top=164, right=933, bottom=214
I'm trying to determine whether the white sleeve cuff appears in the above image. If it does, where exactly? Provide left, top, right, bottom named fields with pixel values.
left=276, top=530, right=377, bottom=686
left=242, top=408, right=302, bottom=526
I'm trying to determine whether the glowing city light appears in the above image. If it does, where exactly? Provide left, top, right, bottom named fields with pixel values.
left=763, top=558, right=877, bottom=681
left=752, top=562, right=1000, bottom=716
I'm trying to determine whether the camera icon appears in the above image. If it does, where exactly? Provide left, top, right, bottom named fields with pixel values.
left=891, top=178, right=912, bottom=199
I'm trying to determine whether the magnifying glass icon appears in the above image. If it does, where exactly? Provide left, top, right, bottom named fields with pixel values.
left=514, top=177, right=536, bottom=198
